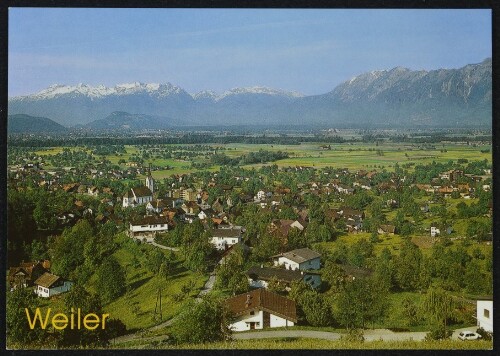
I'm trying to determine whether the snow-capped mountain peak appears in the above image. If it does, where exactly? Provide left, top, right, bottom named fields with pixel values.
left=12, top=82, right=188, bottom=100
left=192, top=90, right=218, bottom=100
left=217, top=86, right=304, bottom=101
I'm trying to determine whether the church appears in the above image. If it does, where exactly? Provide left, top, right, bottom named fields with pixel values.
left=122, top=167, right=155, bottom=208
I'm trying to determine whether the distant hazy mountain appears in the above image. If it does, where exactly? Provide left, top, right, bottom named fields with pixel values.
left=86, top=111, right=172, bottom=130
left=8, top=59, right=491, bottom=128
left=8, top=114, right=68, bottom=133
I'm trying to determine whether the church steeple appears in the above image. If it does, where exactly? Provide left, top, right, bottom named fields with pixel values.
left=146, top=163, right=154, bottom=194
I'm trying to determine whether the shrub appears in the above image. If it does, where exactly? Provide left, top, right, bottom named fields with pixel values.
left=341, top=328, right=365, bottom=342
left=476, top=327, right=492, bottom=341
left=425, top=323, right=452, bottom=341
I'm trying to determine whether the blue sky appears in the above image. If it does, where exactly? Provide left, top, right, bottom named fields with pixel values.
left=9, top=8, right=491, bottom=97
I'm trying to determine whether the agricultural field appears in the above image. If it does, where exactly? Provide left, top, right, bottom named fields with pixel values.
left=32, top=141, right=492, bottom=179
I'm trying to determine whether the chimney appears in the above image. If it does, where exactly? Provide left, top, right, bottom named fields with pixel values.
left=245, top=294, right=251, bottom=307
left=260, top=264, right=263, bottom=268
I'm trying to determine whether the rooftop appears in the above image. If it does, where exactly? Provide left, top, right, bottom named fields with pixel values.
left=225, top=288, right=297, bottom=322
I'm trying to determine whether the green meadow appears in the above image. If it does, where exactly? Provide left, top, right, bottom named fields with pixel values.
left=34, top=141, right=491, bottom=179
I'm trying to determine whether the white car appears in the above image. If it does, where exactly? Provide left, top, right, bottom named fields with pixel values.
left=458, top=331, right=482, bottom=341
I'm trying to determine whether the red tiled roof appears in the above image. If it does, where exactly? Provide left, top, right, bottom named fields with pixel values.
left=225, top=288, right=297, bottom=322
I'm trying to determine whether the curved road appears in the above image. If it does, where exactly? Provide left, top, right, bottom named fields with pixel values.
left=233, top=327, right=475, bottom=342
left=114, top=326, right=476, bottom=346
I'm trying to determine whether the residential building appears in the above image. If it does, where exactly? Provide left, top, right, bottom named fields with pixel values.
left=476, top=300, right=493, bottom=333
left=272, top=248, right=321, bottom=271
left=129, top=215, right=170, bottom=239
left=247, top=265, right=321, bottom=290
left=34, top=272, right=73, bottom=298
left=378, top=224, right=396, bottom=235
left=431, top=226, right=440, bottom=237
left=8, top=261, right=48, bottom=290
left=209, top=228, right=242, bottom=250
left=225, top=288, right=297, bottom=331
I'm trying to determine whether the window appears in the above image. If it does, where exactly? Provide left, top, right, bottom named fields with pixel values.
left=256, top=322, right=260, bottom=327
left=484, top=309, right=490, bottom=318
left=250, top=311, right=255, bottom=315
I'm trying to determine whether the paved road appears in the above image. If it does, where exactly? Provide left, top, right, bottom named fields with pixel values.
left=197, top=273, right=216, bottom=299
left=114, top=325, right=479, bottom=346
left=232, top=326, right=479, bottom=343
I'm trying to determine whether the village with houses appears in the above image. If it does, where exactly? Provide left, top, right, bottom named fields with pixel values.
left=6, top=133, right=494, bottom=349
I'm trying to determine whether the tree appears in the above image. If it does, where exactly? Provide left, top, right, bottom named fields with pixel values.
left=28, top=240, right=48, bottom=261
left=348, top=238, right=374, bottom=268
left=322, top=259, right=347, bottom=292
left=183, top=232, right=214, bottom=273
left=266, top=275, right=287, bottom=294
left=394, top=240, right=422, bottom=291
left=145, top=249, right=167, bottom=274
left=299, top=291, right=334, bottom=326
left=169, top=296, right=232, bottom=344
left=464, top=260, right=488, bottom=295
left=50, top=219, right=94, bottom=278
left=6, top=288, right=45, bottom=346
left=252, top=233, right=281, bottom=262
left=158, top=261, right=171, bottom=281
left=335, top=277, right=388, bottom=329
left=215, top=251, right=249, bottom=295
left=421, top=287, right=455, bottom=339
left=373, top=248, right=393, bottom=292
left=95, top=256, right=127, bottom=304
left=60, top=285, right=109, bottom=347
left=400, top=296, right=420, bottom=326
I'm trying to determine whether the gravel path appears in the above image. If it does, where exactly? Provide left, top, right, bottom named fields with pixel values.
left=149, top=241, right=179, bottom=251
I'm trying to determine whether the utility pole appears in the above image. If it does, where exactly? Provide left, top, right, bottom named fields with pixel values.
left=153, top=288, right=162, bottom=321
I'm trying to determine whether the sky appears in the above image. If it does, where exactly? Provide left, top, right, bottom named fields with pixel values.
left=9, top=8, right=492, bottom=97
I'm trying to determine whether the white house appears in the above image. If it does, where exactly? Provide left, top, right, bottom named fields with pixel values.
left=256, top=190, right=266, bottom=201
left=209, top=228, right=242, bottom=250
left=272, top=248, right=321, bottom=271
left=476, top=300, right=493, bottom=333
left=34, top=273, right=73, bottom=298
left=226, top=288, right=297, bottom=331
left=129, top=215, right=170, bottom=240
left=247, top=265, right=321, bottom=290
left=431, top=226, right=440, bottom=237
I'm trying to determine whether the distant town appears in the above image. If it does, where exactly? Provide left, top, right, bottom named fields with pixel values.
left=6, top=128, right=493, bottom=349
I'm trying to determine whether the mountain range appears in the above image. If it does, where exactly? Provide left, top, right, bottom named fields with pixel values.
left=8, top=58, right=492, bottom=129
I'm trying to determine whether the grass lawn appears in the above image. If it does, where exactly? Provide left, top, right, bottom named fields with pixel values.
left=103, top=233, right=208, bottom=331
left=115, top=337, right=492, bottom=350
left=314, top=232, right=406, bottom=257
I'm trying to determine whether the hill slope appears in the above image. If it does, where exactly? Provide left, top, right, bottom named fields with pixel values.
left=86, top=111, right=173, bottom=130
left=8, top=114, right=68, bottom=133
